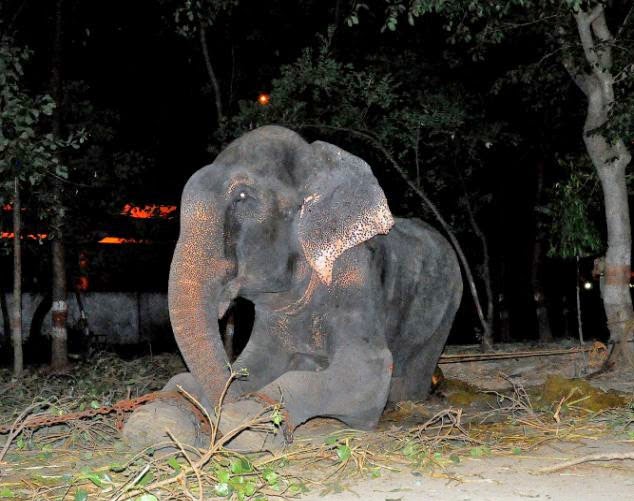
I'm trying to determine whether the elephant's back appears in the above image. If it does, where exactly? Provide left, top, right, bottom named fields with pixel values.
left=383, top=218, right=460, bottom=285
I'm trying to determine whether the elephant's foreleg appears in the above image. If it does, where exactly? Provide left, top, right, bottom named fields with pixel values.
left=255, top=345, right=393, bottom=430
left=229, top=314, right=294, bottom=396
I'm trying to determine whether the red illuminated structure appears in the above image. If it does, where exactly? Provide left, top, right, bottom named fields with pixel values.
left=1, top=203, right=176, bottom=245
left=120, top=203, right=177, bottom=219
left=97, top=236, right=151, bottom=244
left=0, top=232, right=48, bottom=241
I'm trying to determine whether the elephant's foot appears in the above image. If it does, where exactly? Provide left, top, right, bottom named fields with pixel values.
left=217, top=398, right=287, bottom=452
left=122, top=396, right=288, bottom=453
left=122, top=399, right=208, bottom=452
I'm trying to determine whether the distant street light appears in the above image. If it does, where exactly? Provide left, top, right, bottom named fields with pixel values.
left=257, top=93, right=270, bottom=106
left=583, top=281, right=593, bottom=290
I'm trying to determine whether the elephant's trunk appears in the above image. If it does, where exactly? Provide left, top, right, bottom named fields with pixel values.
left=168, top=185, right=235, bottom=407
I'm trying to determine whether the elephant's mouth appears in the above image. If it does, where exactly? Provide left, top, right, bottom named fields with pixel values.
left=218, top=297, right=255, bottom=362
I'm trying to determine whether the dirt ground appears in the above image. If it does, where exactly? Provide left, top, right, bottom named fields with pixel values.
left=0, top=341, right=632, bottom=500
left=294, top=342, right=634, bottom=500
left=299, top=438, right=634, bottom=501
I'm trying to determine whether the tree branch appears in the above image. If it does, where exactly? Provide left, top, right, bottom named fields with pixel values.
left=574, top=7, right=602, bottom=71
left=199, top=23, right=223, bottom=124
left=590, top=8, right=614, bottom=71
left=574, top=5, right=613, bottom=91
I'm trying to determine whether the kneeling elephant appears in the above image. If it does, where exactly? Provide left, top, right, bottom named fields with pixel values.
left=123, top=125, right=462, bottom=450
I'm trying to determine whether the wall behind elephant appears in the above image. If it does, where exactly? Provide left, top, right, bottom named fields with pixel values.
left=0, top=292, right=174, bottom=354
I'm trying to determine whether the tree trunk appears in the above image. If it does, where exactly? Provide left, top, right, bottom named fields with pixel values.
left=454, top=152, right=494, bottom=349
left=461, top=186, right=494, bottom=350
left=49, top=0, right=68, bottom=371
left=571, top=7, right=633, bottom=366
left=50, top=239, right=68, bottom=369
left=11, top=177, right=23, bottom=376
left=575, top=256, right=584, bottom=345
left=532, top=160, right=553, bottom=342
left=199, top=23, right=224, bottom=124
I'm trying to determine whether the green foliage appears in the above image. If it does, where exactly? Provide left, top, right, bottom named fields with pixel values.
left=545, top=157, right=602, bottom=259
left=216, top=41, right=400, bottom=141
left=270, top=407, right=284, bottom=426
left=172, top=0, right=238, bottom=37
left=0, top=488, right=15, bottom=498
left=469, top=445, right=491, bottom=457
left=0, top=35, right=87, bottom=249
left=0, top=38, right=61, bottom=200
left=335, top=443, right=352, bottom=462
left=355, top=1, right=634, bottom=145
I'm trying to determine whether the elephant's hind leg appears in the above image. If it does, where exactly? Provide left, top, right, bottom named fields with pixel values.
left=388, top=289, right=460, bottom=404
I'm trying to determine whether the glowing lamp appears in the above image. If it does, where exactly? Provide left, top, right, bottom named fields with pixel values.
left=76, top=276, right=89, bottom=291
left=583, top=281, right=593, bottom=290
left=257, top=93, right=270, bottom=106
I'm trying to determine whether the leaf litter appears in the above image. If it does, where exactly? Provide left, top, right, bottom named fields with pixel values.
left=0, top=351, right=632, bottom=500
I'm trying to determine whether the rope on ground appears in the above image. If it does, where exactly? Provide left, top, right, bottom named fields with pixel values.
left=439, top=342, right=606, bottom=364
left=0, top=391, right=178, bottom=435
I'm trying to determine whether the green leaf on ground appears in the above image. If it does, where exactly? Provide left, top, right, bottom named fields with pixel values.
left=214, top=482, right=233, bottom=497
left=167, top=456, right=181, bottom=473
left=137, top=470, right=154, bottom=487
left=262, top=468, right=278, bottom=486
left=336, top=444, right=351, bottom=462
left=230, top=457, right=252, bottom=474
left=74, top=489, right=88, bottom=501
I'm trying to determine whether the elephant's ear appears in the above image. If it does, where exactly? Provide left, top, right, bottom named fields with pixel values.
left=297, top=141, right=394, bottom=285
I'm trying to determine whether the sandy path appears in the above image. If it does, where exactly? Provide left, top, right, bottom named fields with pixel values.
left=300, top=438, right=634, bottom=500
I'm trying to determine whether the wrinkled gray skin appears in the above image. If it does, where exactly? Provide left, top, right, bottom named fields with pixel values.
left=123, top=126, right=462, bottom=449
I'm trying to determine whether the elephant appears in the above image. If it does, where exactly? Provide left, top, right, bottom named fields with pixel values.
left=123, top=125, right=462, bottom=450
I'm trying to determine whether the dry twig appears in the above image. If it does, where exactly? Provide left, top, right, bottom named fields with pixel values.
left=538, top=452, right=634, bottom=473
left=0, top=399, right=51, bottom=463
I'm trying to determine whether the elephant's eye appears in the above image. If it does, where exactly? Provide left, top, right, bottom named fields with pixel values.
left=234, top=190, right=250, bottom=202
left=233, top=189, right=256, bottom=206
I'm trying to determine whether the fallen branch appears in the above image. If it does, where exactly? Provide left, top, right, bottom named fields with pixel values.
left=0, top=400, right=51, bottom=463
left=538, top=452, right=634, bottom=473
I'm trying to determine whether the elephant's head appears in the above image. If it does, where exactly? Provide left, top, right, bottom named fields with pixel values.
left=168, top=126, right=394, bottom=404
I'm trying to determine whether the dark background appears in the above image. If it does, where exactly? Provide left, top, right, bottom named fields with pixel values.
left=0, top=0, right=617, bottom=357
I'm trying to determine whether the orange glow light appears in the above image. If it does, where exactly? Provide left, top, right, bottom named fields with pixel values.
left=1, top=232, right=48, bottom=240
left=98, top=236, right=151, bottom=244
left=257, top=93, right=270, bottom=106
left=121, top=204, right=177, bottom=219
left=76, top=276, right=90, bottom=291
